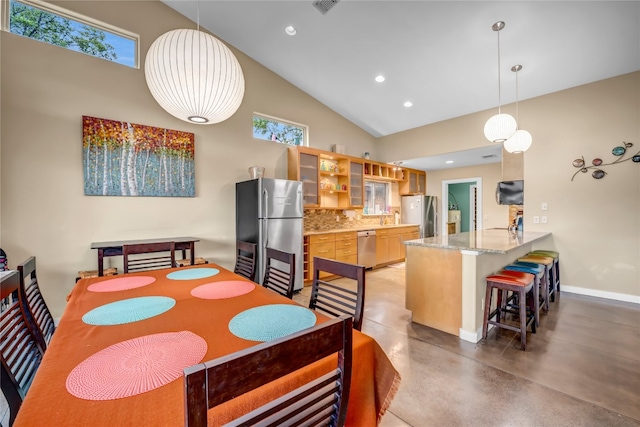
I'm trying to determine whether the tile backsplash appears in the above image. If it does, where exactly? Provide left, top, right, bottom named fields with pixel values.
left=304, top=207, right=401, bottom=232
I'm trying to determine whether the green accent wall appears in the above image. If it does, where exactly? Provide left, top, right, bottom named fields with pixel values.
left=449, top=183, right=472, bottom=232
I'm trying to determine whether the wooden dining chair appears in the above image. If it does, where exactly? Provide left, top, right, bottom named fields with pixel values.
left=233, top=240, right=257, bottom=282
left=262, top=247, right=296, bottom=299
left=17, top=256, right=55, bottom=351
left=1, top=270, right=45, bottom=427
left=184, top=315, right=353, bottom=427
left=309, top=257, right=366, bottom=331
left=123, top=242, right=176, bottom=273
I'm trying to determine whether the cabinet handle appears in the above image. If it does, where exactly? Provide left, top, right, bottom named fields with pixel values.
left=319, top=250, right=329, bottom=253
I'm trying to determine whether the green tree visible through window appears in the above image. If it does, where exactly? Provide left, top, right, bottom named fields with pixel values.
left=7, top=0, right=136, bottom=67
left=253, top=115, right=305, bottom=146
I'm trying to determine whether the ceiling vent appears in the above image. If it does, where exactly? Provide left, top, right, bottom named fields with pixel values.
left=482, top=154, right=498, bottom=159
left=313, top=0, right=339, bottom=15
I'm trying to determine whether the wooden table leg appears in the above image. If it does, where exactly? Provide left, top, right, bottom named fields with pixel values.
left=189, top=242, right=195, bottom=265
left=98, top=249, right=105, bottom=276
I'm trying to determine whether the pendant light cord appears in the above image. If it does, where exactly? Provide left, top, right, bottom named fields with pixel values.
left=196, top=1, right=200, bottom=31
left=497, top=29, right=502, bottom=114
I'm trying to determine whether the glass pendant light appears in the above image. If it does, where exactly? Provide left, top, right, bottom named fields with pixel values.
left=484, top=21, right=517, bottom=143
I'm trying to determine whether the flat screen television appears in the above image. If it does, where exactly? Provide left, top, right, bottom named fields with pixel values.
left=496, top=180, right=524, bottom=205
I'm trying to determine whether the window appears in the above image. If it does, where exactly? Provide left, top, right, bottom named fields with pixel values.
left=364, top=181, right=390, bottom=215
left=4, top=0, right=138, bottom=68
left=253, top=113, right=307, bottom=146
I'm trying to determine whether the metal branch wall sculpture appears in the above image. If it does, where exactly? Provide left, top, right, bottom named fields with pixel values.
left=571, top=141, right=640, bottom=181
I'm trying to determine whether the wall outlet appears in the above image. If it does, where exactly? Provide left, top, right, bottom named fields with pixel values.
left=541, top=202, right=548, bottom=211
left=336, top=215, right=340, bottom=222
left=541, top=215, right=548, bottom=224
left=533, top=216, right=540, bottom=224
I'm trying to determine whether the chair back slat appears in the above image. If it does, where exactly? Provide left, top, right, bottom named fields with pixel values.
left=310, top=257, right=366, bottom=331
left=262, top=247, right=295, bottom=299
left=1, top=270, right=44, bottom=427
left=17, top=257, right=55, bottom=350
left=234, top=240, right=257, bottom=282
left=184, top=316, right=353, bottom=427
left=123, top=242, right=176, bottom=273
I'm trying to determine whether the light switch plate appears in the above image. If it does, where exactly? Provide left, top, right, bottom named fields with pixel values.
left=533, top=216, right=540, bottom=224
left=541, top=215, right=548, bottom=224
left=541, top=202, right=548, bottom=211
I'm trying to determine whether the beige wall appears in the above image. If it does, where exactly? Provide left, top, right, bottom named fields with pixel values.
left=379, top=72, right=640, bottom=298
left=425, top=163, right=509, bottom=232
left=0, top=1, right=376, bottom=316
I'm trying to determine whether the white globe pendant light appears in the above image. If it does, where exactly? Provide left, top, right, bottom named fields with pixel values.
left=145, top=28, right=245, bottom=124
left=504, top=129, right=533, bottom=153
left=504, top=65, right=533, bottom=153
left=484, top=113, right=517, bottom=143
left=484, top=21, right=516, bottom=143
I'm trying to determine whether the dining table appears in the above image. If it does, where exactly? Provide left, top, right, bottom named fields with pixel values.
left=13, top=263, right=400, bottom=426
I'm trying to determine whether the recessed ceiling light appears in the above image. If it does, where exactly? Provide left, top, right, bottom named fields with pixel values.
left=403, top=101, right=413, bottom=108
left=285, top=26, right=297, bottom=36
left=375, top=75, right=385, bottom=83
left=446, top=160, right=454, bottom=164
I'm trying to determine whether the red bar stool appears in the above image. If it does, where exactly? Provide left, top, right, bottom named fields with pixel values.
left=482, top=271, right=536, bottom=351
left=517, top=254, right=554, bottom=307
left=529, top=250, right=560, bottom=300
left=501, top=264, right=544, bottom=327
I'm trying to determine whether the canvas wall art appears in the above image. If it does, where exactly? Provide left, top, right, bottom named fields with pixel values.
left=83, top=116, right=195, bottom=197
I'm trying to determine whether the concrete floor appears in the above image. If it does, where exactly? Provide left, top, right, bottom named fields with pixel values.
left=295, top=266, right=640, bottom=426
left=3, top=266, right=638, bottom=426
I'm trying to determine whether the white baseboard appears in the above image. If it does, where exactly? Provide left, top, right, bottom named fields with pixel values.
left=459, top=327, right=484, bottom=343
left=561, top=285, right=640, bottom=304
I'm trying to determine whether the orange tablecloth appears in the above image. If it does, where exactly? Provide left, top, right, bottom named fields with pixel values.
left=14, top=264, right=400, bottom=426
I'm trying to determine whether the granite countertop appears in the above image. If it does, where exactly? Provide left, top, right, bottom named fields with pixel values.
left=304, top=223, right=420, bottom=236
left=404, top=229, right=551, bottom=254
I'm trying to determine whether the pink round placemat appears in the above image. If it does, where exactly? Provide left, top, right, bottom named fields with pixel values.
left=88, top=276, right=156, bottom=292
left=66, top=331, right=207, bottom=400
left=191, top=280, right=255, bottom=300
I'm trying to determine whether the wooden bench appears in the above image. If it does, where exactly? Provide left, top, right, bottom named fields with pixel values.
left=76, top=267, right=118, bottom=282
left=176, top=257, right=208, bottom=267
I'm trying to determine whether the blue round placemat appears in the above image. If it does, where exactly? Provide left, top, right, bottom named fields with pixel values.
left=82, top=296, right=176, bottom=326
left=229, top=304, right=317, bottom=342
left=166, top=268, right=220, bottom=280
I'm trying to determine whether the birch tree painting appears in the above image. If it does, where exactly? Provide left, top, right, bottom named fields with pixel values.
left=83, top=116, right=195, bottom=197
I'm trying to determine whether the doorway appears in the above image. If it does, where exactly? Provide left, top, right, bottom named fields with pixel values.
left=441, top=178, right=482, bottom=236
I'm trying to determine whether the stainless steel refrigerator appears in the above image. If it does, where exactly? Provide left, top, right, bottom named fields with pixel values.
left=401, top=195, right=438, bottom=238
left=236, top=178, right=304, bottom=291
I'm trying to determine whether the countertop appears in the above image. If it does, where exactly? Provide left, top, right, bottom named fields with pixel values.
left=304, top=223, right=419, bottom=236
left=404, top=229, right=551, bottom=254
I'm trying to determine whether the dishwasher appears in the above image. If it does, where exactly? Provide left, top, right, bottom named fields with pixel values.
left=357, top=230, right=376, bottom=268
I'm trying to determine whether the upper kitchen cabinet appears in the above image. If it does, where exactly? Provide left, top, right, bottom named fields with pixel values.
left=400, top=170, right=426, bottom=195
left=288, top=147, right=319, bottom=207
left=349, top=161, right=364, bottom=207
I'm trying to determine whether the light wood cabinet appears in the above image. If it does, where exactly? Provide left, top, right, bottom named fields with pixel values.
left=288, top=148, right=319, bottom=207
left=349, top=161, right=364, bottom=207
left=309, top=233, right=336, bottom=280
left=335, top=231, right=357, bottom=264
left=400, top=170, right=427, bottom=195
left=363, top=161, right=405, bottom=181
left=376, top=230, right=389, bottom=266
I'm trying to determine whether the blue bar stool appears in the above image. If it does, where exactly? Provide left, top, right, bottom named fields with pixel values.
left=517, top=254, right=554, bottom=309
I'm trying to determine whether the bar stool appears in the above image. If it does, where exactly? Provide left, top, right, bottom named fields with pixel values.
left=502, top=263, right=545, bottom=327
left=517, top=254, right=554, bottom=305
left=529, top=250, right=560, bottom=299
left=483, top=271, right=536, bottom=351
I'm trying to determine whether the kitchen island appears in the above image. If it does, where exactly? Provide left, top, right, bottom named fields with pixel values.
left=404, top=229, right=551, bottom=343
